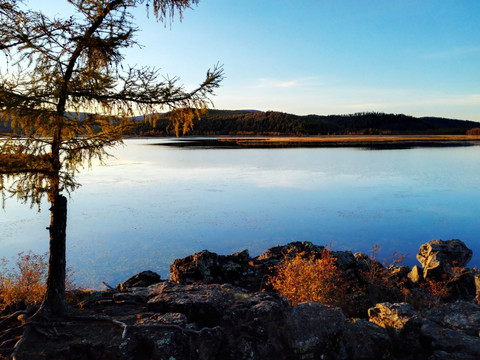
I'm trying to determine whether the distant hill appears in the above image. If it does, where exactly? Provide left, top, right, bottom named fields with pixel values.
left=2, top=110, right=479, bottom=137
left=133, top=110, right=480, bottom=136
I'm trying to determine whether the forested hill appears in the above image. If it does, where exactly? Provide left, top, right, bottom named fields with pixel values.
left=1, top=110, right=479, bottom=136
left=134, top=110, right=480, bottom=136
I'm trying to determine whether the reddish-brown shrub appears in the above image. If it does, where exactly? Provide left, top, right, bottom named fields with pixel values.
left=267, top=246, right=350, bottom=307
left=0, top=251, right=48, bottom=310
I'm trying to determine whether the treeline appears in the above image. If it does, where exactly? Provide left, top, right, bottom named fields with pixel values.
left=2, top=111, right=479, bottom=137
left=133, top=110, right=480, bottom=136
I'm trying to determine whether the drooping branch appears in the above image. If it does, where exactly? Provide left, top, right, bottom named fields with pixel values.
left=70, top=63, right=224, bottom=109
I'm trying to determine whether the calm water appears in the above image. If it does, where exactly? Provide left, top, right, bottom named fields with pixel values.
left=2, top=138, right=480, bottom=287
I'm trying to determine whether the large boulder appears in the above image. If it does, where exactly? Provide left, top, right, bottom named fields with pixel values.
left=169, top=249, right=260, bottom=290
left=416, top=239, right=472, bottom=278
left=424, top=301, right=480, bottom=337
left=367, top=301, right=480, bottom=360
left=287, top=302, right=347, bottom=359
left=255, top=241, right=325, bottom=262
left=147, top=282, right=243, bottom=328
left=421, top=320, right=480, bottom=360
left=343, top=319, right=392, bottom=359
left=368, top=302, right=421, bottom=330
left=368, top=302, right=425, bottom=356
left=116, top=270, right=161, bottom=291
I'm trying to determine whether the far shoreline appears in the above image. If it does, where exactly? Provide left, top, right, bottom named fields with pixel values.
left=153, top=134, right=480, bottom=149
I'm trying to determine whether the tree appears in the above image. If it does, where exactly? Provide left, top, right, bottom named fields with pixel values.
left=0, top=0, right=223, bottom=317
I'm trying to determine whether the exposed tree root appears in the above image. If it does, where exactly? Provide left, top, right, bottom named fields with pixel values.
left=0, top=311, right=27, bottom=331
left=10, top=325, right=30, bottom=360
left=0, top=324, right=25, bottom=344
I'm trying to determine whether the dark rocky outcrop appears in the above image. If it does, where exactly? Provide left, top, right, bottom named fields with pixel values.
left=5, top=239, right=480, bottom=359
left=169, top=249, right=260, bottom=291
left=170, top=241, right=358, bottom=293
left=12, top=281, right=480, bottom=360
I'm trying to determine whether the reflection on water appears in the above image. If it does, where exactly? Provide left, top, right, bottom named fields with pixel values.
left=2, top=138, right=480, bottom=287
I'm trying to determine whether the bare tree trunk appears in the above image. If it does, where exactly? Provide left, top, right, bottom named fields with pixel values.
left=41, top=194, right=67, bottom=317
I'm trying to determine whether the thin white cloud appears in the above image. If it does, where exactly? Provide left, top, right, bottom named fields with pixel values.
left=254, top=76, right=320, bottom=89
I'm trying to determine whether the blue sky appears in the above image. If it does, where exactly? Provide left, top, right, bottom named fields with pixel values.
left=32, top=1, right=480, bottom=120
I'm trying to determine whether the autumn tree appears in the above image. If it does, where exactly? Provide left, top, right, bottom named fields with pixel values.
left=0, top=0, right=223, bottom=317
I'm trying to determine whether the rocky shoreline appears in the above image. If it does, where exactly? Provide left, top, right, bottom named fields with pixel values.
left=4, top=239, right=480, bottom=359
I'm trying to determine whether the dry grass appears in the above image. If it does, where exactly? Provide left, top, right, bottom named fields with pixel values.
left=0, top=251, right=75, bottom=311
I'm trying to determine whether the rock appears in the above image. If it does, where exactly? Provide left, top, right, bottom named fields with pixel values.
left=147, top=282, right=350, bottom=359
left=155, top=312, right=189, bottom=326
left=147, top=282, right=241, bottom=327
left=169, top=242, right=349, bottom=292
left=408, top=265, right=423, bottom=283
left=255, top=241, right=325, bottom=262
left=417, top=239, right=472, bottom=278
left=424, top=301, right=480, bottom=336
left=219, top=291, right=291, bottom=359
left=343, top=319, right=392, bottom=359
left=287, top=302, right=347, bottom=359
left=331, top=250, right=357, bottom=270
left=112, top=287, right=149, bottom=303
left=9, top=240, right=480, bottom=360
left=116, top=270, right=161, bottom=291
left=169, top=249, right=260, bottom=290
left=475, top=272, right=480, bottom=304
left=253, top=241, right=327, bottom=277
left=386, top=265, right=411, bottom=280
left=421, top=319, right=480, bottom=360
left=147, top=281, right=295, bottom=359
left=368, top=302, right=425, bottom=357
left=446, top=268, right=477, bottom=301
left=169, top=250, right=221, bottom=284
left=354, top=252, right=383, bottom=272
left=368, top=302, right=420, bottom=330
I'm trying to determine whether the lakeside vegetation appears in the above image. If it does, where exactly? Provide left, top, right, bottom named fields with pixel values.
left=160, top=134, right=480, bottom=149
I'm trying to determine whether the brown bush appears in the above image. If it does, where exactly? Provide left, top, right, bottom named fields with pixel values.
left=0, top=251, right=48, bottom=311
left=466, top=127, right=480, bottom=135
left=267, top=246, right=350, bottom=307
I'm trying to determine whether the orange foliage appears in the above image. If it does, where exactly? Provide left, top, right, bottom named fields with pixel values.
left=420, top=261, right=465, bottom=306
left=0, top=251, right=47, bottom=310
left=359, top=245, right=411, bottom=304
left=267, top=246, right=349, bottom=307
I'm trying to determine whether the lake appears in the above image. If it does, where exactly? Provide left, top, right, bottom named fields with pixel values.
left=2, top=138, right=480, bottom=288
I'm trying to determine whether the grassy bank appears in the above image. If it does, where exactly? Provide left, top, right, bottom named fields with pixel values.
left=164, top=134, right=480, bottom=148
